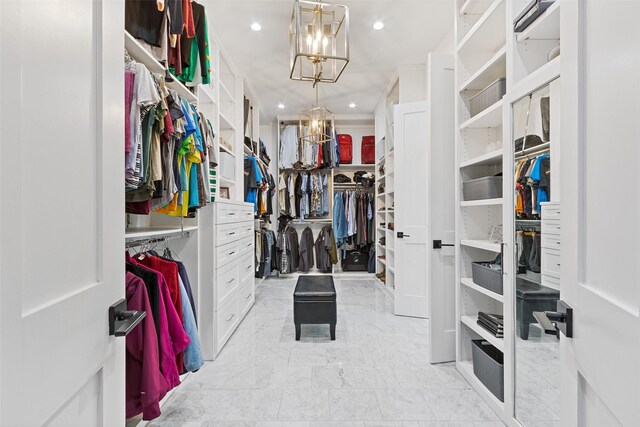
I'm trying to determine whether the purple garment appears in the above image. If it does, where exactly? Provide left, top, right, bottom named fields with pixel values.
left=125, top=71, right=135, bottom=153
left=126, top=272, right=167, bottom=421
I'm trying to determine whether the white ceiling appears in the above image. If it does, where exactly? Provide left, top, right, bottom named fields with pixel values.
left=204, top=0, right=454, bottom=120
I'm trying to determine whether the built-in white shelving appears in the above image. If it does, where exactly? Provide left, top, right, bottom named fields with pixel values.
left=460, top=239, right=501, bottom=252
left=461, top=198, right=503, bottom=207
left=516, top=1, right=560, bottom=42
left=460, top=99, right=503, bottom=129
left=461, top=278, right=504, bottom=302
left=461, top=315, right=504, bottom=351
left=460, top=149, right=503, bottom=168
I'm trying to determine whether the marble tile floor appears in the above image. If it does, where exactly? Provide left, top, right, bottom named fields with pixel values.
left=148, top=277, right=505, bottom=427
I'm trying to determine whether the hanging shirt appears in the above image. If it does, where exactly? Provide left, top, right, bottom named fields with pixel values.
left=279, top=125, right=298, bottom=169
left=178, top=275, right=203, bottom=372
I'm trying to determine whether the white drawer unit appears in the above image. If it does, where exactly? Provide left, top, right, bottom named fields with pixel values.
left=210, top=200, right=256, bottom=356
left=542, top=219, right=561, bottom=236
left=216, top=261, right=240, bottom=310
left=541, top=249, right=561, bottom=279
left=541, top=233, right=561, bottom=250
left=216, top=296, right=240, bottom=350
left=541, top=202, right=561, bottom=287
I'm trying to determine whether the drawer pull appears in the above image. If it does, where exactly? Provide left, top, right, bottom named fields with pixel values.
left=246, top=264, right=252, bottom=270
left=227, top=231, right=236, bottom=235
left=245, top=293, right=252, bottom=299
left=226, top=314, right=235, bottom=322
left=228, top=212, right=236, bottom=216
left=246, top=243, right=252, bottom=247
left=226, top=278, right=235, bottom=284
left=228, top=251, right=236, bottom=256
left=557, top=263, right=561, bottom=267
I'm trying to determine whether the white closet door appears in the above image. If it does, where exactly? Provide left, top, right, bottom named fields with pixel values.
left=426, top=53, right=456, bottom=364
left=0, top=0, right=124, bottom=425
left=394, top=102, right=429, bottom=318
left=561, top=1, right=639, bottom=426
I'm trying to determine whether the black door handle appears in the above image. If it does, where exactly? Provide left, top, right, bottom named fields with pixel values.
left=397, top=232, right=411, bottom=239
left=533, top=300, right=573, bottom=338
left=433, top=240, right=454, bottom=249
left=109, top=299, right=146, bottom=337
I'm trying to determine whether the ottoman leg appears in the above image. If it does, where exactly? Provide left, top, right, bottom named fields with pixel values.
left=295, top=323, right=301, bottom=341
left=520, top=321, right=529, bottom=340
left=330, top=324, right=336, bottom=341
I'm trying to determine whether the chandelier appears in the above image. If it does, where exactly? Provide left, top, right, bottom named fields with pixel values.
left=299, top=85, right=335, bottom=145
left=289, top=0, right=350, bottom=84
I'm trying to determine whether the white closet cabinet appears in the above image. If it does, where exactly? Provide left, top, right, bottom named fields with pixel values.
left=201, top=200, right=255, bottom=359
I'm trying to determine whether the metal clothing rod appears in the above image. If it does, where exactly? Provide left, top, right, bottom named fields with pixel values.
left=125, top=231, right=191, bottom=249
left=515, top=144, right=551, bottom=161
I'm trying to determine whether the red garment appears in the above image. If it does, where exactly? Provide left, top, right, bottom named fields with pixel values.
left=126, top=272, right=167, bottom=421
left=168, top=34, right=183, bottom=75
left=127, top=254, right=186, bottom=389
left=136, top=254, right=186, bottom=372
left=182, top=0, right=195, bottom=38
left=161, top=98, right=174, bottom=142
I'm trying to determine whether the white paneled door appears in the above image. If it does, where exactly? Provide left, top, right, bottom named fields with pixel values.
left=561, top=1, right=640, bottom=426
left=0, top=0, right=125, bottom=425
left=425, top=53, right=456, bottom=364
left=394, top=102, right=429, bottom=318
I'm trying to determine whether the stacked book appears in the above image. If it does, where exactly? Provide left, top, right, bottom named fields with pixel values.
left=477, top=312, right=504, bottom=338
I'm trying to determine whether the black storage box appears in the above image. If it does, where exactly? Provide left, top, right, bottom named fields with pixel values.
left=342, top=250, right=369, bottom=271
left=471, top=262, right=504, bottom=295
left=471, top=340, right=504, bottom=402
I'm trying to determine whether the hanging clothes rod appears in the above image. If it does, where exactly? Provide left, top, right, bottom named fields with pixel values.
left=125, top=230, right=193, bottom=249
left=515, top=142, right=551, bottom=161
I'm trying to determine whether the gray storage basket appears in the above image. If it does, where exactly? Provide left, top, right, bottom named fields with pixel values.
left=472, top=262, right=503, bottom=295
left=469, top=78, right=507, bottom=117
left=471, top=340, right=504, bottom=402
left=463, top=176, right=503, bottom=201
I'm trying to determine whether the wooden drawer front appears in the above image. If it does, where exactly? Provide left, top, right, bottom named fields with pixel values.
left=216, top=297, right=240, bottom=350
left=239, top=253, right=254, bottom=282
left=541, top=233, right=561, bottom=250
left=238, top=277, right=255, bottom=318
left=217, top=240, right=243, bottom=267
left=542, top=203, right=561, bottom=220
left=236, top=221, right=254, bottom=241
left=238, top=236, right=254, bottom=257
left=216, top=222, right=242, bottom=247
left=216, top=261, right=239, bottom=310
left=216, top=204, right=243, bottom=224
left=542, top=219, right=561, bottom=236
left=542, top=274, right=560, bottom=291
left=542, top=249, right=561, bottom=279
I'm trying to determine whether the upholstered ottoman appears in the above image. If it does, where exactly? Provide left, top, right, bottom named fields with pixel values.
left=516, top=277, right=560, bottom=340
left=293, top=275, right=337, bottom=341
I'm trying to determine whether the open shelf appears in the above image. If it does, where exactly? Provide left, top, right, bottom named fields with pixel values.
left=219, top=144, right=235, bottom=157
left=460, top=47, right=507, bottom=92
left=219, top=177, right=235, bottom=187
left=457, top=0, right=506, bottom=55
left=459, top=0, right=494, bottom=16
left=461, top=278, right=504, bottom=303
left=198, top=85, right=216, bottom=105
left=334, top=164, right=376, bottom=169
left=125, top=225, right=198, bottom=241
left=461, top=239, right=501, bottom=252
left=460, top=149, right=503, bottom=168
left=516, top=1, right=560, bottom=42
left=125, top=32, right=197, bottom=104
left=461, top=198, right=503, bottom=207
left=461, top=99, right=503, bottom=129
left=461, top=316, right=504, bottom=351
left=219, top=80, right=234, bottom=102
left=220, top=112, right=235, bottom=131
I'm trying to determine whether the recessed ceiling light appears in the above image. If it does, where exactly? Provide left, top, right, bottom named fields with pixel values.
left=349, top=103, right=357, bottom=108
left=373, top=21, right=384, bottom=30
left=251, top=22, right=262, bottom=31
left=278, top=103, right=285, bottom=109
